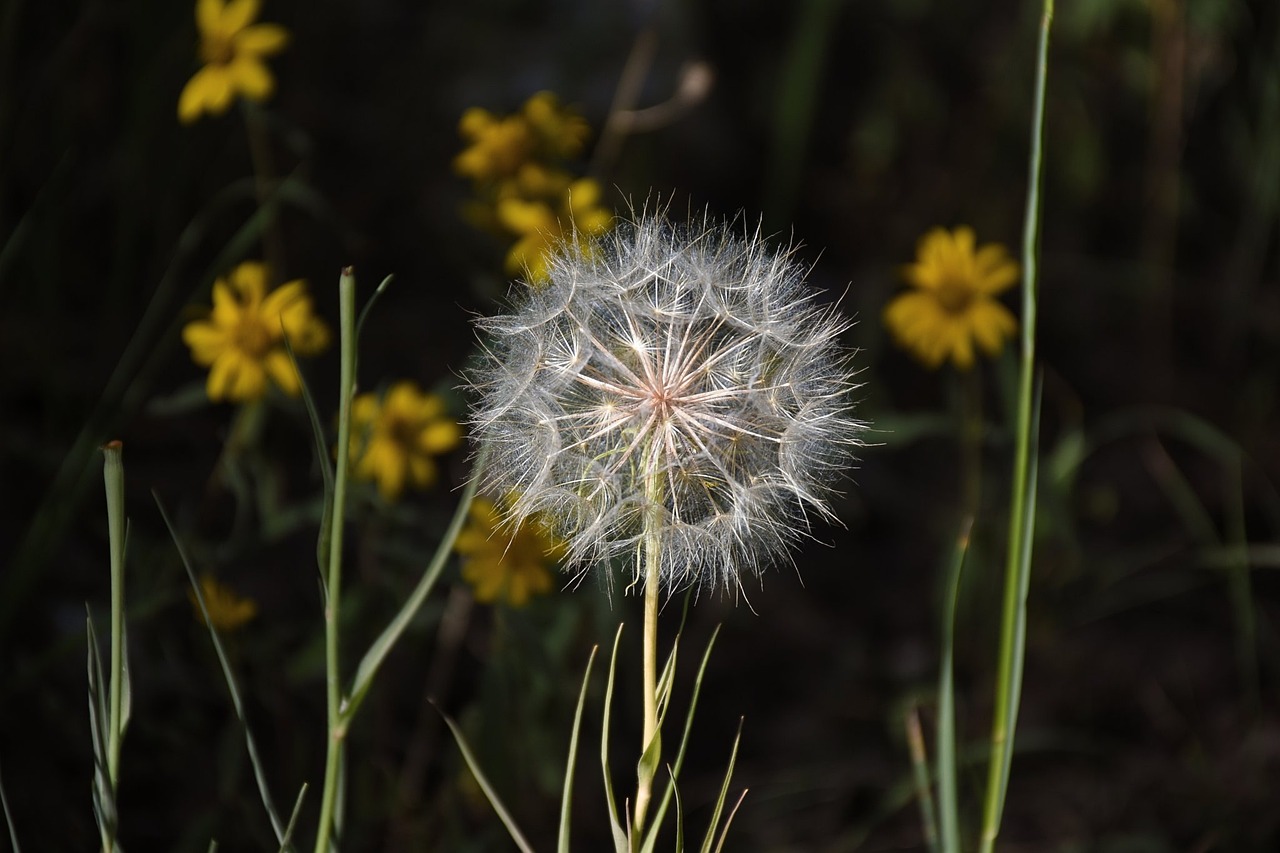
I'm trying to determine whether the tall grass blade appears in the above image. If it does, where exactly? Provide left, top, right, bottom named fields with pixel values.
left=711, top=790, right=747, bottom=853
left=438, top=709, right=537, bottom=853
left=102, top=442, right=127, bottom=789
left=937, top=520, right=972, bottom=853
left=277, top=784, right=310, bottom=853
left=354, top=275, right=395, bottom=343
left=0, top=755, right=20, bottom=853
left=86, top=614, right=118, bottom=853
left=600, top=625, right=629, bottom=852
left=698, top=718, right=744, bottom=853
left=280, top=332, right=335, bottom=580
left=979, top=0, right=1052, bottom=848
left=343, top=450, right=486, bottom=724
left=981, top=385, right=1042, bottom=851
left=641, top=626, right=721, bottom=853
left=154, top=495, right=291, bottom=849
left=1225, top=454, right=1260, bottom=709
left=904, top=708, right=939, bottom=853
left=557, top=645, right=600, bottom=853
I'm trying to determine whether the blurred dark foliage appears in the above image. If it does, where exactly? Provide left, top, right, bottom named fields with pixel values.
left=2, top=0, right=1279, bottom=850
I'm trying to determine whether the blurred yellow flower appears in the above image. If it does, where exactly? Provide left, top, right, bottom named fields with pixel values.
left=179, top=0, right=290, bottom=124
left=350, top=382, right=461, bottom=502
left=884, top=226, right=1020, bottom=370
left=455, top=497, right=561, bottom=608
left=453, top=109, right=535, bottom=185
left=182, top=261, right=329, bottom=403
left=453, top=92, right=591, bottom=185
left=497, top=177, right=613, bottom=281
left=521, top=91, right=590, bottom=160
left=190, top=572, right=258, bottom=632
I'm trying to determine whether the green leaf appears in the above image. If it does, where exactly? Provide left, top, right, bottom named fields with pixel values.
left=557, top=645, right=599, bottom=853
left=154, top=495, right=293, bottom=851
left=0, top=753, right=20, bottom=853
left=354, top=275, right=395, bottom=344
left=937, top=519, right=972, bottom=853
left=341, top=449, right=486, bottom=725
left=698, top=718, right=744, bottom=853
left=640, top=625, right=720, bottom=853
left=277, top=784, right=308, bottom=853
left=280, top=330, right=335, bottom=582
left=438, top=708, right=537, bottom=853
left=600, top=625, right=629, bottom=853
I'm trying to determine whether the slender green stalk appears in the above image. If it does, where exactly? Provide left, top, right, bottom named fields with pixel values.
left=904, top=707, right=939, bottom=853
left=979, top=3, right=1052, bottom=851
left=313, top=268, right=357, bottom=853
left=633, top=460, right=665, bottom=840
left=102, top=441, right=126, bottom=792
left=242, top=101, right=288, bottom=286
left=959, top=368, right=984, bottom=518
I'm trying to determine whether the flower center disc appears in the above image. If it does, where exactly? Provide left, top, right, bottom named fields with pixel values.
left=936, top=277, right=974, bottom=314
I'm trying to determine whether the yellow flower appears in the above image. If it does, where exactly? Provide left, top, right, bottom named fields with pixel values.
left=884, top=226, right=1020, bottom=370
left=521, top=91, right=590, bottom=160
left=453, top=92, right=591, bottom=185
left=190, top=572, right=258, bottom=632
left=453, top=108, right=535, bottom=184
left=182, top=261, right=330, bottom=403
left=496, top=177, right=613, bottom=281
left=178, top=0, right=290, bottom=124
left=350, top=382, right=462, bottom=502
left=455, top=497, right=561, bottom=607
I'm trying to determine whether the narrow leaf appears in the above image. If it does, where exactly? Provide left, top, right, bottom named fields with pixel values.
left=154, top=494, right=291, bottom=849
left=557, top=645, right=599, bottom=853
left=600, top=625, right=629, bottom=852
left=280, top=331, right=335, bottom=579
left=641, top=625, right=721, bottom=853
left=438, top=709, right=537, bottom=853
left=277, top=783, right=309, bottom=853
left=342, top=450, right=486, bottom=724
left=698, top=718, right=744, bottom=853
left=937, top=519, right=972, bottom=853
left=0, top=753, right=21, bottom=853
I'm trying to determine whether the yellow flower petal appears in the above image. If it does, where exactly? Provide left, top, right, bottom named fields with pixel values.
left=226, top=56, right=274, bottom=102
left=263, top=349, right=301, bottom=396
left=196, top=0, right=224, bottom=37
left=234, top=23, right=289, bottom=56
left=420, top=419, right=461, bottom=454
left=182, top=321, right=227, bottom=364
left=219, top=0, right=262, bottom=35
left=178, top=67, right=217, bottom=123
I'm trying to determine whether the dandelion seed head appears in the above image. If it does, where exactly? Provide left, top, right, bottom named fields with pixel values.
left=468, top=207, right=866, bottom=595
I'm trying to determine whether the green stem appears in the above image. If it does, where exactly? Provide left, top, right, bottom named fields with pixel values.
left=313, top=268, right=357, bottom=853
left=632, top=462, right=664, bottom=841
left=242, top=101, right=288, bottom=285
left=978, top=2, right=1052, bottom=851
left=103, top=441, right=125, bottom=791
left=959, top=367, right=984, bottom=519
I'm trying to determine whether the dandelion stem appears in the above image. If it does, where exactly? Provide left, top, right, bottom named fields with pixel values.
left=633, top=457, right=664, bottom=840
left=313, top=268, right=357, bottom=853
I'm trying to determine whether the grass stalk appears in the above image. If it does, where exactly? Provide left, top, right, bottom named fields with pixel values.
left=313, top=267, right=358, bottom=853
left=937, top=520, right=971, bottom=853
left=102, top=441, right=127, bottom=792
left=978, top=2, right=1053, bottom=850
left=904, top=707, right=939, bottom=853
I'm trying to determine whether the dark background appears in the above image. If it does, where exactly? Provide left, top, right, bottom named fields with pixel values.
left=2, top=0, right=1279, bottom=850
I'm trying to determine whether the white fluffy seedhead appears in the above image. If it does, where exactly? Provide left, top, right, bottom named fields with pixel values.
left=468, top=209, right=865, bottom=595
